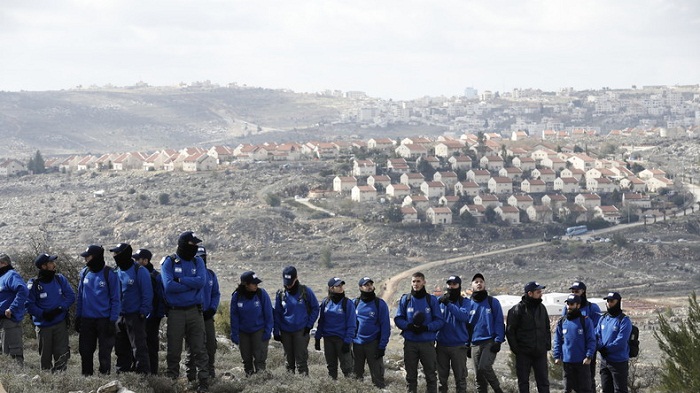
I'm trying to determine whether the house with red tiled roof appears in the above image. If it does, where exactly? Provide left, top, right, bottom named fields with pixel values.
left=182, top=152, right=217, bottom=172
left=567, top=154, right=596, bottom=171
left=473, top=194, right=501, bottom=208
left=113, top=152, right=147, bottom=171
left=418, top=156, right=441, bottom=170
left=76, top=155, right=97, bottom=171
left=401, top=137, right=433, bottom=146
left=448, top=155, right=472, bottom=171
left=434, top=140, right=465, bottom=158
left=619, top=176, right=647, bottom=192
left=433, top=171, right=458, bottom=189
left=498, top=166, right=523, bottom=181
left=488, top=177, right=513, bottom=194
left=645, top=176, right=673, bottom=192
left=586, top=177, right=618, bottom=193
left=352, top=159, right=377, bottom=177
left=638, top=168, right=667, bottom=180
left=0, top=159, right=25, bottom=176
left=459, top=204, right=486, bottom=223
left=466, top=169, right=491, bottom=185
left=554, top=177, right=580, bottom=193
left=480, top=155, right=505, bottom=171
left=439, top=195, right=460, bottom=209
left=527, top=205, right=554, bottom=223
left=454, top=181, right=480, bottom=197
left=333, top=176, right=357, bottom=193
left=402, top=195, right=430, bottom=212
left=560, top=168, right=585, bottom=181
left=540, top=156, right=567, bottom=171
left=388, top=158, right=410, bottom=174
left=426, top=207, right=453, bottom=224
left=531, top=148, right=558, bottom=162
left=58, top=155, right=81, bottom=172
left=575, top=193, right=602, bottom=209
left=512, top=156, right=536, bottom=171
left=421, top=181, right=446, bottom=199
left=594, top=205, right=622, bottom=223
left=367, top=138, right=395, bottom=151
left=386, top=183, right=411, bottom=199
left=208, top=145, right=234, bottom=164
left=508, top=194, right=534, bottom=210
left=401, top=206, right=420, bottom=224
left=542, top=194, right=568, bottom=210
left=351, top=185, right=377, bottom=202
left=400, top=172, right=425, bottom=188
left=531, top=168, right=556, bottom=183
left=495, top=205, right=520, bottom=224
left=521, top=178, right=547, bottom=193
left=622, top=192, right=652, bottom=209
left=395, top=144, right=428, bottom=159
left=367, top=175, right=391, bottom=189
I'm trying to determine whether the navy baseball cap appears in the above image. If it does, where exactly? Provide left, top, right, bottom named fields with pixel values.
left=328, top=277, right=345, bottom=287
left=524, top=281, right=546, bottom=293
left=196, top=246, right=207, bottom=257
left=446, top=275, right=462, bottom=285
left=472, top=273, right=485, bottom=282
left=132, top=249, right=153, bottom=260
left=565, top=294, right=582, bottom=304
left=603, top=292, right=622, bottom=301
left=34, top=253, right=57, bottom=269
left=283, top=266, right=297, bottom=286
left=80, top=245, right=104, bottom=258
left=569, top=281, right=587, bottom=291
left=109, top=243, right=131, bottom=254
left=241, top=271, right=262, bottom=284
left=358, top=277, right=374, bottom=286
left=178, top=231, right=202, bottom=244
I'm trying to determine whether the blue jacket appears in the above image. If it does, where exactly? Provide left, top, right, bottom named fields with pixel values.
left=273, top=284, right=320, bottom=335
left=161, top=254, right=206, bottom=308
left=394, top=293, right=445, bottom=343
left=437, top=298, right=472, bottom=347
left=561, top=300, right=601, bottom=327
left=315, top=297, right=356, bottom=344
left=553, top=315, right=596, bottom=363
left=77, top=266, right=121, bottom=322
left=203, top=268, right=220, bottom=312
left=0, top=268, right=28, bottom=322
left=353, top=297, right=391, bottom=350
left=26, top=274, right=76, bottom=327
left=596, top=312, right=632, bottom=363
left=230, top=288, right=273, bottom=343
left=467, top=296, right=505, bottom=344
left=117, top=263, right=153, bottom=316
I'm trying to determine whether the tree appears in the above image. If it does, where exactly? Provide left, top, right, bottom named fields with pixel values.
left=320, top=247, right=333, bottom=268
left=484, top=206, right=497, bottom=223
left=654, top=292, right=700, bottom=392
left=460, top=211, right=477, bottom=227
left=27, top=150, right=46, bottom=174
left=265, top=193, right=281, bottom=207
left=158, top=193, right=170, bottom=205
left=384, top=205, right=403, bottom=223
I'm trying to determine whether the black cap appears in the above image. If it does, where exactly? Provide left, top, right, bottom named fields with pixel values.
left=603, top=292, right=622, bottom=301
left=565, top=294, right=582, bottom=304
left=34, top=253, right=57, bottom=269
left=446, top=275, right=462, bottom=285
left=80, top=245, right=104, bottom=258
left=109, top=243, right=131, bottom=254
left=327, top=277, right=345, bottom=287
left=178, top=231, right=202, bottom=244
left=283, top=266, right=297, bottom=286
left=241, top=271, right=262, bottom=284
left=358, top=277, right=374, bottom=286
left=132, top=249, right=153, bottom=261
left=524, top=281, right=546, bottom=293
left=472, top=273, right=485, bottom=282
left=569, top=281, right=587, bottom=291
left=0, top=253, right=12, bottom=264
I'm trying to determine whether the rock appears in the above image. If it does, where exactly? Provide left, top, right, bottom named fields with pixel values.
left=96, top=380, right=121, bottom=393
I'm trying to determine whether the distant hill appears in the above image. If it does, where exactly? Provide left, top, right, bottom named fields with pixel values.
left=0, top=86, right=353, bottom=157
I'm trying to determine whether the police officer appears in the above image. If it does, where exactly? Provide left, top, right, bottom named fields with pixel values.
left=76, top=245, right=121, bottom=376
left=506, top=281, right=551, bottom=393
left=133, top=248, right=166, bottom=375
left=596, top=292, right=632, bottom=393
left=161, top=231, right=209, bottom=392
left=186, top=246, right=220, bottom=380
left=230, top=271, right=273, bottom=376
left=436, top=275, right=471, bottom=393
left=26, top=253, right=76, bottom=371
left=468, top=273, right=506, bottom=393
left=0, top=253, right=28, bottom=366
left=353, top=276, right=390, bottom=389
left=563, top=281, right=601, bottom=391
left=111, top=243, right=152, bottom=374
left=315, top=277, right=356, bottom=379
left=553, top=294, right=596, bottom=393
left=394, top=271, right=445, bottom=393
left=273, top=265, right=320, bottom=376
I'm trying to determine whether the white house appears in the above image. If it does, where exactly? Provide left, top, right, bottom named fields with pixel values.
left=508, top=194, right=535, bottom=210
left=333, top=176, right=357, bottom=193
left=426, top=207, right=453, bottom=224
left=434, top=140, right=465, bottom=158
left=575, top=193, right=602, bottom=208
left=395, top=144, right=428, bottom=159
left=448, top=155, right=473, bottom=171
left=474, top=194, right=501, bottom=208
left=352, top=159, right=377, bottom=177
left=554, top=177, right=581, bottom=193
left=488, top=177, right=513, bottom=194
left=527, top=205, right=554, bottom=223
left=351, top=185, right=377, bottom=202
left=495, top=205, right=520, bottom=224
left=498, top=166, right=523, bottom=181
left=586, top=177, right=618, bottom=193
left=420, top=181, right=446, bottom=199
left=521, top=178, right=547, bottom=193
left=531, top=168, right=557, bottom=183
left=182, top=152, right=218, bottom=172
left=512, top=156, right=536, bottom=171
left=400, top=172, right=425, bottom=188
left=466, top=169, right=491, bottom=185
left=480, top=155, right=505, bottom=171
left=367, top=138, right=395, bottom=151
left=401, top=206, right=420, bottom=224
left=386, top=183, right=411, bottom=199
left=542, top=194, right=568, bottom=210
left=433, top=171, right=459, bottom=190
left=455, top=181, right=480, bottom=196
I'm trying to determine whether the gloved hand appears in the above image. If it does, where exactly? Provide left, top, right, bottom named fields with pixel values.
left=203, top=309, right=216, bottom=320
left=43, top=307, right=63, bottom=321
left=412, top=312, right=425, bottom=326
left=490, top=342, right=501, bottom=353
left=375, top=348, right=385, bottom=359
left=341, top=343, right=351, bottom=354
left=74, top=317, right=82, bottom=333
left=414, top=325, right=428, bottom=334
left=315, top=338, right=322, bottom=351
left=274, top=334, right=282, bottom=342
left=107, top=322, right=117, bottom=337
left=303, top=327, right=311, bottom=336
left=439, top=294, right=451, bottom=305
left=466, top=346, right=472, bottom=358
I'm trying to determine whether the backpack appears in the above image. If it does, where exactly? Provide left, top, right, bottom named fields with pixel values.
left=80, top=266, right=113, bottom=291
left=354, top=297, right=381, bottom=325
left=557, top=314, right=587, bottom=337
left=318, top=297, right=350, bottom=328
left=277, top=285, right=312, bottom=315
left=604, top=312, right=639, bottom=358
left=233, top=288, right=263, bottom=304
left=149, top=269, right=168, bottom=314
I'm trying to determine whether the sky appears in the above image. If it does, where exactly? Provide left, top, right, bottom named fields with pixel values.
left=1, top=0, right=699, bottom=100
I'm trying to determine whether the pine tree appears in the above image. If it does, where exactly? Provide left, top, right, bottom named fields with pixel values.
left=33, top=150, right=46, bottom=174
left=654, top=292, right=700, bottom=392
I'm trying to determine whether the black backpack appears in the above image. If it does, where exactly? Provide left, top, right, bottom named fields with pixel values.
left=605, top=312, right=639, bottom=358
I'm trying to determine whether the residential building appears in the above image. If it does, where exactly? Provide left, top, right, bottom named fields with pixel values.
left=426, top=207, right=453, bottom=224
left=488, top=177, right=513, bottom=194
left=351, top=185, right=377, bottom=202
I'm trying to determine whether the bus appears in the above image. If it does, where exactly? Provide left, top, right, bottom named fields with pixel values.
left=565, top=225, right=588, bottom=237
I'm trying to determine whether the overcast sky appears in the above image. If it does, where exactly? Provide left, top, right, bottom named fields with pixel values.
left=1, top=0, right=699, bottom=100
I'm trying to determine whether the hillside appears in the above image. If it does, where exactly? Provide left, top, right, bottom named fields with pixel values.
left=0, top=86, right=353, bottom=157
